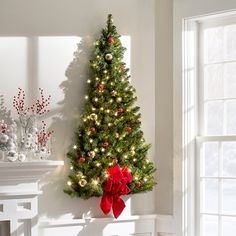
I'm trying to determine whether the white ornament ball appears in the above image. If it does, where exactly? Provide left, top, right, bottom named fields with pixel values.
left=18, top=153, right=26, bottom=162
left=0, top=134, right=9, bottom=143
left=29, top=127, right=38, bottom=134
left=105, top=53, right=113, bottom=61
left=6, top=150, right=18, bottom=162
left=7, top=142, right=16, bottom=150
left=8, top=133, right=17, bottom=141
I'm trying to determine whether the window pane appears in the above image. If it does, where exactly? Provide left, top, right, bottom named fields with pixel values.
left=222, top=180, right=236, bottom=214
left=225, top=24, right=236, bottom=61
left=202, top=215, right=218, bottom=236
left=204, top=65, right=223, bottom=99
left=202, top=179, right=218, bottom=213
left=224, top=63, right=236, bottom=99
left=204, top=26, right=223, bottom=64
left=222, top=216, right=236, bottom=236
left=203, top=142, right=218, bottom=177
left=226, top=100, right=236, bottom=135
left=205, top=101, right=224, bottom=135
left=223, top=142, right=236, bottom=177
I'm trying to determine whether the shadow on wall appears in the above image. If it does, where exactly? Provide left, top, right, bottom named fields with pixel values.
left=38, top=36, right=107, bottom=219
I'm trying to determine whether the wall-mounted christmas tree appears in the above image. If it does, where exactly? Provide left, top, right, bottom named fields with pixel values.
left=64, top=14, right=156, bottom=218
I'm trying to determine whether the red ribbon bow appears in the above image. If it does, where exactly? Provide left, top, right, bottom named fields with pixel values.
left=100, top=165, right=132, bottom=218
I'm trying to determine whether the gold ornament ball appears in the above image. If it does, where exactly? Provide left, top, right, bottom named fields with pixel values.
left=116, top=97, right=122, bottom=102
left=90, top=113, right=98, bottom=121
left=79, top=179, right=87, bottom=187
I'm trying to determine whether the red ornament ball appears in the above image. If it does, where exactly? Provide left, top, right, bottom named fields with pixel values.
left=136, top=181, right=141, bottom=188
left=107, top=37, right=114, bottom=44
left=89, top=127, right=96, bottom=132
left=103, top=141, right=109, bottom=148
left=117, top=107, right=123, bottom=113
left=79, top=157, right=86, bottom=163
left=113, top=158, right=118, bottom=163
left=126, top=127, right=132, bottom=133
left=98, top=84, right=104, bottom=92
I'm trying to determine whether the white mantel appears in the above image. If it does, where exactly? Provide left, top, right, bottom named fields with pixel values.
left=0, top=160, right=64, bottom=236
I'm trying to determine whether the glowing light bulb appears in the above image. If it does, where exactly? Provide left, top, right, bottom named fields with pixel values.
left=93, top=179, right=99, bottom=185
left=144, top=177, right=148, bottom=182
left=106, top=109, right=110, bottom=113
left=87, top=79, right=91, bottom=83
left=73, top=145, right=77, bottom=149
left=124, top=155, right=128, bottom=159
left=85, top=95, right=89, bottom=100
left=100, top=107, right=104, bottom=111
left=146, top=159, right=150, bottom=163
left=95, top=77, right=99, bottom=81
left=94, top=98, right=98, bottom=102
left=89, top=139, right=93, bottom=143
left=96, top=55, right=100, bottom=59
left=70, top=166, right=73, bottom=170
left=92, top=107, right=96, bottom=111
left=96, top=163, right=101, bottom=167
left=103, top=70, right=107, bottom=74
left=108, top=123, right=112, bottom=127
left=134, top=176, right=138, bottom=181
left=133, top=158, right=137, bottom=162
left=105, top=173, right=109, bottom=178
left=67, top=181, right=72, bottom=186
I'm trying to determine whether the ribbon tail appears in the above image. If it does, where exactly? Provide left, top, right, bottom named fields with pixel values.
left=112, top=196, right=125, bottom=219
left=100, top=193, right=113, bottom=216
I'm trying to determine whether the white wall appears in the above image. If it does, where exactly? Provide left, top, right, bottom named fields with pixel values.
left=0, top=0, right=159, bottom=223
left=173, top=1, right=236, bottom=236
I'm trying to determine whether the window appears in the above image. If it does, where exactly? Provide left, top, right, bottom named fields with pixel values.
left=183, top=12, right=236, bottom=236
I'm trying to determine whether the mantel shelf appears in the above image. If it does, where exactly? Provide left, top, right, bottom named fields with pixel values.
left=0, top=160, right=64, bottom=183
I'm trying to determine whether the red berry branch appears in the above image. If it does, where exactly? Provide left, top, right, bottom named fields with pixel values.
left=13, top=88, right=26, bottom=114
left=36, top=121, right=54, bottom=146
left=29, top=88, right=51, bottom=115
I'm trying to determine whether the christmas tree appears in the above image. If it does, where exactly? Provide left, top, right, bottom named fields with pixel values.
left=65, top=14, right=156, bottom=218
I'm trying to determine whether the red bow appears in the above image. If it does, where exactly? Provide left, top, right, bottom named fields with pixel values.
left=100, top=165, right=132, bottom=218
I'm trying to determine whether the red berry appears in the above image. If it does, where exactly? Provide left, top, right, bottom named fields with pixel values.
left=79, top=157, right=85, bottom=163
left=107, top=37, right=114, bottom=44
left=126, top=127, right=132, bottom=133
left=103, top=141, right=109, bottom=148
left=98, top=84, right=104, bottom=92
left=90, top=127, right=96, bottom=132
left=118, top=107, right=123, bottom=113
left=136, top=181, right=141, bottom=188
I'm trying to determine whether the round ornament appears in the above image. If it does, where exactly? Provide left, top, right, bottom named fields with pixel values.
left=116, top=97, right=122, bottom=103
left=89, top=127, right=96, bottom=132
left=117, top=107, right=123, bottom=113
left=105, top=53, right=113, bottom=61
left=79, top=179, right=87, bottom=187
left=98, top=84, right=104, bottom=92
left=103, top=141, right=109, bottom=148
left=6, top=150, right=18, bottom=162
left=126, top=127, right=132, bottom=133
left=107, top=37, right=114, bottom=43
left=113, top=158, right=118, bottom=164
left=7, top=141, right=16, bottom=150
left=18, top=153, right=26, bottom=162
left=79, top=157, right=86, bottom=163
left=0, top=134, right=9, bottom=143
left=136, top=181, right=141, bottom=188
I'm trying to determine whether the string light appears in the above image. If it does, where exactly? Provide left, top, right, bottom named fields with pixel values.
left=106, top=109, right=110, bottom=113
left=94, top=148, right=98, bottom=152
left=92, top=107, right=96, bottom=111
left=94, top=98, right=98, bottom=102
left=89, top=139, right=93, bottom=143
left=133, top=158, right=137, bottom=162
left=95, top=77, right=99, bottom=81
left=134, top=176, right=139, bottom=181
left=96, top=55, right=100, bottom=59
left=85, top=95, right=89, bottom=100
left=144, top=177, right=148, bottom=182
left=105, top=173, right=109, bottom=178
left=73, top=145, right=77, bottom=149
left=96, top=163, right=101, bottom=167
left=128, top=168, right=132, bottom=173
left=83, top=118, right=87, bottom=122
left=101, top=147, right=105, bottom=152
left=103, top=70, right=108, bottom=74
left=100, top=107, right=104, bottom=111
left=101, top=81, right=105, bottom=85
left=87, top=79, right=91, bottom=83
left=106, top=76, right=110, bottom=80
left=67, top=181, right=72, bottom=186
left=70, top=166, right=73, bottom=170
left=108, top=162, right=113, bottom=166
left=108, top=123, right=112, bottom=127
left=93, top=179, right=99, bottom=185
left=146, top=159, right=150, bottom=163
left=124, top=154, right=128, bottom=159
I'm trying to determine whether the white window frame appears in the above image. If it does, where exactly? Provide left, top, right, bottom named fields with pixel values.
left=181, top=10, right=236, bottom=236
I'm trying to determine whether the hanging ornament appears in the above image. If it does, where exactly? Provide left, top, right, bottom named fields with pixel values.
left=126, top=127, right=132, bottom=133
left=98, top=84, right=104, bottom=92
left=116, top=97, right=122, bottom=103
left=107, top=37, right=114, bottom=44
left=90, top=113, right=98, bottom=121
left=117, top=107, right=123, bottom=113
left=103, top=141, right=109, bottom=148
left=79, top=179, right=87, bottom=187
left=18, top=153, right=26, bottom=162
left=111, top=90, right=117, bottom=97
left=136, top=181, right=141, bottom=188
left=89, top=127, right=96, bottom=132
left=105, top=53, right=113, bottom=61
left=79, top=157, right=86, bottom=163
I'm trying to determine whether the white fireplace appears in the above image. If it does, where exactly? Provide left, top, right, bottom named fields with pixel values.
left=0, top=161, right=63, bottom=236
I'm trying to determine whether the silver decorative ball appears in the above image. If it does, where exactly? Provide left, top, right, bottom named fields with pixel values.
left=6, top=150, right=18, bottom=162
left=0, top=134, right=9, bottom=143
left=18, top=153, right=26, bottom=162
